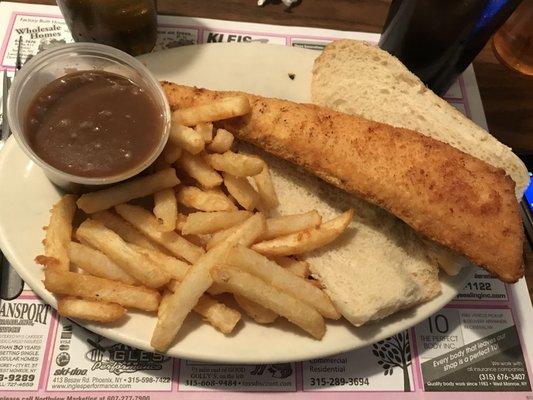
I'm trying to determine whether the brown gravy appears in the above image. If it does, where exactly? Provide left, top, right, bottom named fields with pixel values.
left=25, top=70, right=163, bottom=178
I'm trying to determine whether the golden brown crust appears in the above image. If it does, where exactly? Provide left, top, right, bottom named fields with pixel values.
left=162, top=82, right=524, bottom=283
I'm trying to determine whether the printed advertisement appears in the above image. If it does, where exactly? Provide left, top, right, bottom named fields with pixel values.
left=1, top=13, right=71, bottom=68
left=203, top=30, right=286, bottom=45
left=415, top=307, right=531, bottom=392
left=455, top=272, right=508, bottom=302
left=0, top=296, right=53, bottom=391
left=290, top=37, right=330, bottom=50
left=155, top=26, right=199, bottom=51
left=303, top=331, right=414, bottom=392
left=178, top=361, right=295, bottom=391
left=47, top=318, right=174, bottom=391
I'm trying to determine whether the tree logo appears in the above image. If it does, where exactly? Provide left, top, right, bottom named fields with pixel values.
left=371, top=331, right=412, bottom=391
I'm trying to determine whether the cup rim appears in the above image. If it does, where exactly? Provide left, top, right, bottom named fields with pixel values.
left=6, top=42, right=170, bottom=186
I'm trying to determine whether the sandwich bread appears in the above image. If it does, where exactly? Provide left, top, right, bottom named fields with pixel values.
left=311, top=39, right=529, bottom=200
left=239, top=143, right=438, bottom=326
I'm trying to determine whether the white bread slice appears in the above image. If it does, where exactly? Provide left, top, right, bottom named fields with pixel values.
left=422, top=239, right=464, bottom=276
left=240, top=143, right=439, bottom=326
left=396, top=225, right=442, bottom=300
left=311, top=39, right=529, bottom=200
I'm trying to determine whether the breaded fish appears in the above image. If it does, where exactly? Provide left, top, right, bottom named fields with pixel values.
left=162, top=82, right=524, bottom=283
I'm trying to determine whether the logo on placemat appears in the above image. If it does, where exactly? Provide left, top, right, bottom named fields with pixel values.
left=249, top=364, right=292, bottom=379
left=371, top=331, right=412, bottom=392
left=85, top=336, right=170, bottom=375
left=55, top=351, right=70, bottom=367
left=0, top=301, right=51, bottom=325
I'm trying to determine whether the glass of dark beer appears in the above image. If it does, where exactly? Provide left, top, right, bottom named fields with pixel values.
left=57, top=0, right=158, bottom=56
left=379, top=0, right=524, bottom=95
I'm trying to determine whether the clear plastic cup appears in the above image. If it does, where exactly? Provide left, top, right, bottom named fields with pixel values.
left=7, top=42, right=170, bottom=191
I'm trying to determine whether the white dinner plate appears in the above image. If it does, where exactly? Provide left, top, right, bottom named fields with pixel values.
left=0, top=43, right=474, bottom=363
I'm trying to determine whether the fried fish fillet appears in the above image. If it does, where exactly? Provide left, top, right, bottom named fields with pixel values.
left=162, top=82, right=524, bottom=283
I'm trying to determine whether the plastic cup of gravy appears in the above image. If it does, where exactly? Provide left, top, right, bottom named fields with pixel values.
left=7, top=42, right=170, bottom=191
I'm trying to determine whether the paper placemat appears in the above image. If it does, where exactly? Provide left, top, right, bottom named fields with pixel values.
left=0, top=2, right=531, bottom=398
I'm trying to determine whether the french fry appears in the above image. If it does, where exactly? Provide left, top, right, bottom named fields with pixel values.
left=252, top=209, right=354, bottom=256
left=77, top=168, right=179, bottom=213
left=207, top=129, right=234, bottom=153
left=183, top=234, right=209, bottom=248
left=195, top=122, right=213, bottom=143
left=167, top=276, right=223, bottom=297
left=169, top=124, right=204, bottom=155
left=223, top=173, right=259, bottom=211
left=68, top=242, right=138, bottom=285
left=44, top=269, right=160, bottom=311
left=162, top=285, right=241, bottom=334
left=234, top=295, right=278, bottom=324
left=274, top=256, right=310, bottom=278
left=206, top=225, right=238, bottom=250
left=165, top=278, right=181, bottom=293
left=206, top=213, right=265, bottom=250
left=178, top=151, right=222, bottom=189
left=223, top=213, right=265, bottom=249
left=150, top=244, right=229, bottom=351
left=207, top=282, right=227, bottom=295
left=57, top=297, right=126, bottom=323
left=36, top=194, right=77, bottom=271
left=206, top=152, right=264, bottom=177
left=150, top=213, right=265, bottom=351
left=130, top=244, right=190, bottom=281
left=153, top=188, right=178, bottom=232
left=262, top=211, right=322, bottom=240
left=164, top=283, right=240, bottom=330
left=176, top=186, right=237, bottom=212
left=115, top=204, right=204, bottom=263
left=210, top=213, right=265, bottom=249
left=211, top=265, right=325, bottom=339
left=182, top=210, right=252, bottom=235
left=194, top=294, right=241, bottom=334
left=172, top=96, right=251, bottom=126
left=158, top=289, right=172, bottom=318
left=226, top=245, right=339, bottom=319
left=161, top=142, right=182, bottom=164
left=92, top=210, right=161, bottom=251
left=253, top=164, right=279, bottom=209
left=175, top=213, right=188, bottom=231
left=76, top=219, right=171, bottom=288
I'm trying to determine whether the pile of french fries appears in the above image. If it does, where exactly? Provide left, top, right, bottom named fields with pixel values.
left=36, top=95, right=354, bottom=352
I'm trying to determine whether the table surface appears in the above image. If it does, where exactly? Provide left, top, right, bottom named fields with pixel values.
left=9, top=0, right=533, bottom=302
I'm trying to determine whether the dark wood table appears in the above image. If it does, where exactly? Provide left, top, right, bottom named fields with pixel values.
left=15, top=0, right=533, bottom=301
